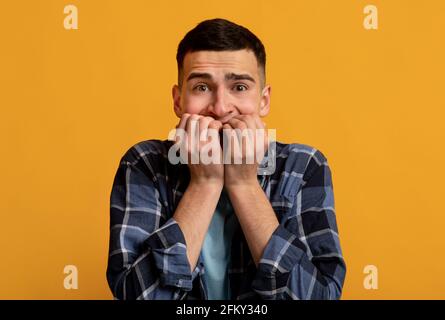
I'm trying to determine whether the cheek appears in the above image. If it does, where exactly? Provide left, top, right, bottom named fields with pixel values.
left=236, top=94, right=261, bottom=114
left=181, top=94, right=208, bottom=114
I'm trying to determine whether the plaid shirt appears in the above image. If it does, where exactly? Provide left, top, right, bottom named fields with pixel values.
left=106, top=139, right=346, bottom=300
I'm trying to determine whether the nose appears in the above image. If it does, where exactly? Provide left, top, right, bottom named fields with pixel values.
left=207, top=86, right=236, bottom=121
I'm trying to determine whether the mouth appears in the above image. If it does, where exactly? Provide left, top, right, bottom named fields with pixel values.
left=215, top=117, right=228, bottom=124
left=197, top=111, right=235, bottom=125
left=218, top=115, right=236, bottom=124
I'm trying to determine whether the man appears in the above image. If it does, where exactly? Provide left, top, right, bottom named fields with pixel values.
left=106, top=18, right=346, bottom=300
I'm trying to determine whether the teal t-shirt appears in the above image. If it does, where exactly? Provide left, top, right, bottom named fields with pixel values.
left=201, top=187, right=238, bottom=300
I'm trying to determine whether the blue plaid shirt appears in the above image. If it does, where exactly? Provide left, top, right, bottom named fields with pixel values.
left=106, top=139, right=346, bottom=300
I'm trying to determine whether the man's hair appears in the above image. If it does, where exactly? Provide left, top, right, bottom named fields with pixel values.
left=176, top=18, right=266, bottom=89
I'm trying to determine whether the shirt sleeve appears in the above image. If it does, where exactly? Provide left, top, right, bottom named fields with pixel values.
left=252, top=149, right=347, bottom=300
left=106, top=153, right=200, bottom=300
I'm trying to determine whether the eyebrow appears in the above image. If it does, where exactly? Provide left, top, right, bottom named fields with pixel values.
left=186, top=72, right=256, bottom=83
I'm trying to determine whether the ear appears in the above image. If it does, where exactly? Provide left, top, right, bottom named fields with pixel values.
left=172, top=84, right=182, bottom=118
left=259, top=84, right=271, bottom=117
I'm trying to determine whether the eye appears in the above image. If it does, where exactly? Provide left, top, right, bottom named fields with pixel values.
left=234, top=84, right=248, bottom=91
left=194, top=84, right=209, bottom=92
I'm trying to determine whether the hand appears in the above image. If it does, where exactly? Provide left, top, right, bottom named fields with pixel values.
left=222, top=114, right=269, bottom=189
left=175, top=113, right=224, bottom=186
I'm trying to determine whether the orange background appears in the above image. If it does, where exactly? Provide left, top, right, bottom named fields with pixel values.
left=1, top=0, right=444, bottom=299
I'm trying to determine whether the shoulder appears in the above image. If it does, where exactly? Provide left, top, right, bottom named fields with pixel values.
left=118, top=139, right=174, bottom=175
left=273, top=141, right=330, bottom=180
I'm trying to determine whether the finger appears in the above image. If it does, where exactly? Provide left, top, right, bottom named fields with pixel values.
left=185, top=114, right=202, bottom=155
left=227, top=119, right=249, bottom=162
left=252, top=115, right=265, bottom=129
left=230, top=117, right=255, bottom=158
left=253, top=117, right=269, bottom=155
left=235, top=114, right=256, bottom=131
left=227, top=117, right=247, bottom=130
left=185, top=114, right=201, bottom=136
left=221, top=123, right=232, bottom=144
left=208, top=119, right=223, bottom=131
left=222, top=123, right=236, bottom=162
left=252, top=115, right=267, bottom=144
left=198, top=116, right=215, bottom=144
left=208, top=119, right=222, bottom=135
left=176, top=113, right=191, bottom=130
left=174, top=113, right=191, bottom=143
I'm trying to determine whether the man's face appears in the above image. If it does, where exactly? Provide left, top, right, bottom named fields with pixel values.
left=172, top=49, right=271, bottom=123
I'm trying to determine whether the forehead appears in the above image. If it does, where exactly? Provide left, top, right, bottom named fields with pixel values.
left=183, top=49, right=259, bottom=78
